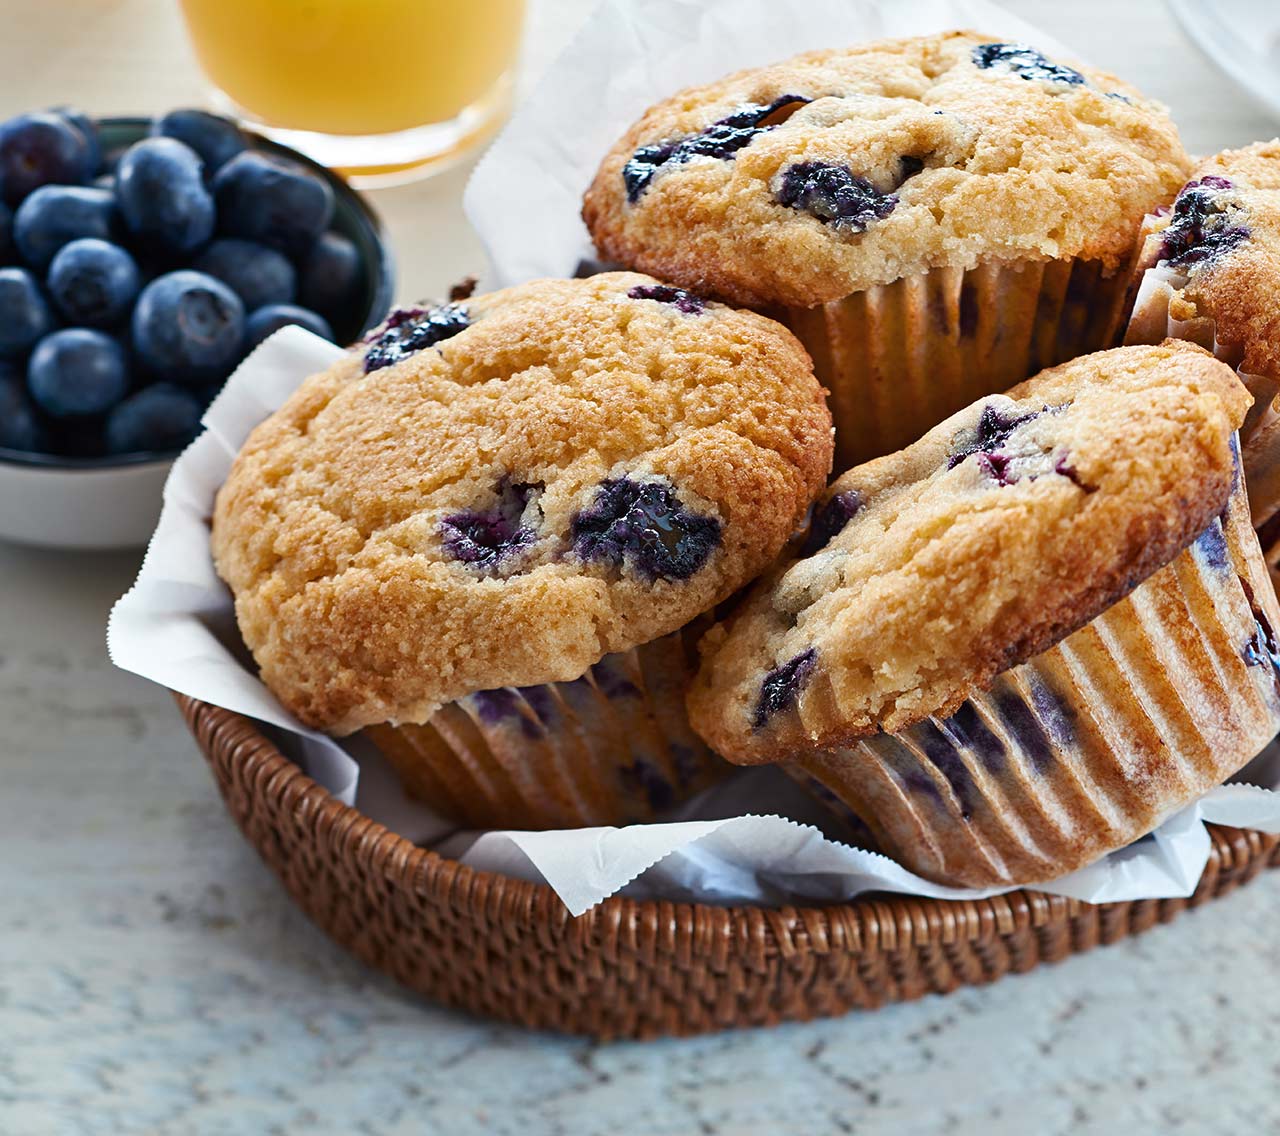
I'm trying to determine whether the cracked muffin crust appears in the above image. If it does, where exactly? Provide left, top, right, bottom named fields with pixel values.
left=583, top=30, right=1191, bottom=309
left=211, top=272, right=832, bottom=735
left=688, top=341, right=1250, bottom=765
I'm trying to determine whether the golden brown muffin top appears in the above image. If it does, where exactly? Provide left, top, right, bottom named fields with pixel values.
left=583, top=31, right=1191, bottom=308
left=212, top=273, right=832, bottom=734
left=688, top=341, right=1249, bottom=764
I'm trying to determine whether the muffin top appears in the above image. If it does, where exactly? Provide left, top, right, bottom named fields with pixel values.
left=687, top=341, right=1249, bottom=764
left=212, top=272, right=833, bottom=734
left=582, top=31, right=1190, bottom=308
left=1135, top=141, right=1280, bottom=379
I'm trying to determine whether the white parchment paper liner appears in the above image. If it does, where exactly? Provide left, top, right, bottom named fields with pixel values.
left=108, top=327, right=1280, bottom=916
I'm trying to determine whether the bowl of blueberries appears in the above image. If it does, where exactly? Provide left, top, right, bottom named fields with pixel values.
left=0, top=107, right=393, bottom=550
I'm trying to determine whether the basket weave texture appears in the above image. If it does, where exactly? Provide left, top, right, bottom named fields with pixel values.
left=179, top=693, right=1280, bottom=1041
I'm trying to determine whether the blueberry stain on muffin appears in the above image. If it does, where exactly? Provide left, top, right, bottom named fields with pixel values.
left=623, top=95, right=810, bottom=202
left=1160, top=177, right=1249, bottom=268
left=753, top=647, right=817, bottom=729
left=440, top=480, right=541, bottom=572
left=802, top=489, right=863, bottom=555
left=776, top=162, right=898, bottom=233
left=945, top=702, right=1007, bottom=774
left=972, top=43, right=1085, bottom=87
left=916, top=721, right=981, bottom=818
left=363, top=303, right=470, bottom=372
left=620, top=757, right=677, bottom=813
left=572, top=476, right=721, bottom=581
left=627, top=282, right=705, bottom=314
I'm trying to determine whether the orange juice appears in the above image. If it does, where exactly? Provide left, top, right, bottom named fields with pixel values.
left=179, top=0, right=525, bottom=137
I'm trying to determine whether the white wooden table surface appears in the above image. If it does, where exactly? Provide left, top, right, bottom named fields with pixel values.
left=3, top=3, right=1280, bottom=1133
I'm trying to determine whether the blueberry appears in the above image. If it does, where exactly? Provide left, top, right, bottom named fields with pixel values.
left=12, top=185, right=116, bottom=271
left=152, top=109, right=246, bottom=174
left=243, top=303, right=333, bottom=349
left=27, top=328, right=128, bottom=418
left=47, top=238, right=140, bottom=328
left=1161, top=177, right=1248, bottom=268
left=104, top=382, right=203, bottom=455
left=0, top=200, right=11, bottom=263
left=363, top=305, right=469, bottom=372
left=776, top=162, right=897, bottom=233
left=297, top=231, right=361, bottom=323
left=0, top=370, right=46, bottom=451
left=753, top=648, right=817, bottom=729
left=131, top=270, right=245, bottom=384
left=627, top=282, right=705, bottom=315
left=802, top=490, right=863, bottom=555
left=213, top=152, right=334, bottom=255
left=623, top=95, right=810, bottom=202
left=0, top=267, right=55, bottom=357
left=440, top=481, right=542, bottom=571
left=972, top=43, right=1086, bottom=86
left=194, top=238, right=296, bottom=311
left=117, top=138, right=216, bottom=254
left=571, top=476, right=721, bottom=581
left=50, top=106, right=101, bottom=174
left=0, top=113, right=93, bottom=205
left=947, top=403, right=1043, bottom=470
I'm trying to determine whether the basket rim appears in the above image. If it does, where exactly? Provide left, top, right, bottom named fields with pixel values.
left=177, top=692, right=1279, bottom=950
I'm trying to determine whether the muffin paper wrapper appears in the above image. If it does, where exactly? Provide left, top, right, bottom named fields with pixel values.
left=366, top=628, right=727, bottom=831
left=781, top=257, right=1131, bottom=470
left=1124, top=231, right=1280, bottom=583
left=790, top=469, right=1280, bottom=888
left=107, top=326, right=1280, bottom=915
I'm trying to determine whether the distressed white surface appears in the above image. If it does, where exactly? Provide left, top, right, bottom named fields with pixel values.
left=5, top=1, right=1280, bottom=1132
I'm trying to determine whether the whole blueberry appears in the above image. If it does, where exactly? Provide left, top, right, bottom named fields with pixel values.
left=51, top=106, right=102, bottom=174
left=153, top=109, right=246, bottom=175
left=0, top=367, right=46, bottom=451
left=244, top=303, right=334, bottom=349
left=0, top=200, right=11, bottom=262
left=0, top=112, right=94, bottom=205
left=0, top=267, right=55, bottom=357
left=116, top=137, right=216, bottom=254
left=297, top=231, right=361, bottom=323
left=27, top=328, right=129, bottom=418
left=213, top=152, right=334, bottom=255
left=131, top=270, right=245, bottom=384
left=194, top=238, right=296, bottom=311
left=105, top=382, right=203, bottom=455
left=12, top=185, right=116, bottom=271
left=47, top=238, right=141, bottom=328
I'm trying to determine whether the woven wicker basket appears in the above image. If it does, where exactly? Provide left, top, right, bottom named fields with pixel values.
left=179, top=693, right=1280, bottom=1041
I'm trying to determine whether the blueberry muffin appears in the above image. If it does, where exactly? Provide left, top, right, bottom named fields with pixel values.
left=1123, top=141, right=1280, bottom=588
left=583, top=31, right=1191, bottom=469
left=212, top=272, right=833, bottom=829
left=688, top=341, right=1280, bottom=887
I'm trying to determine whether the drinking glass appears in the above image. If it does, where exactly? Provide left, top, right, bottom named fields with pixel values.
left=178, top=0, right=526, bottom=185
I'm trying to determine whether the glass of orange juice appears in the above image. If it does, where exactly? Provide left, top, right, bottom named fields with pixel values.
left=178, top=0, right=525, bottom=185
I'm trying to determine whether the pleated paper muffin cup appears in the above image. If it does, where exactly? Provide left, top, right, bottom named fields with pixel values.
left=780, top=256, right=1131, bottom=471
left=365, top=624, right=728, bottom=831
left=1124, top=235, right=1280, bottom=589
left=786, top=468, right=1280, bottom=889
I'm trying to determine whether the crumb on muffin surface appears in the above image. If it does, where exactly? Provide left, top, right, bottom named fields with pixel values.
left=211, top=272, right=833, bottom=734
left=583, top=30, right=1191, bottom=308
